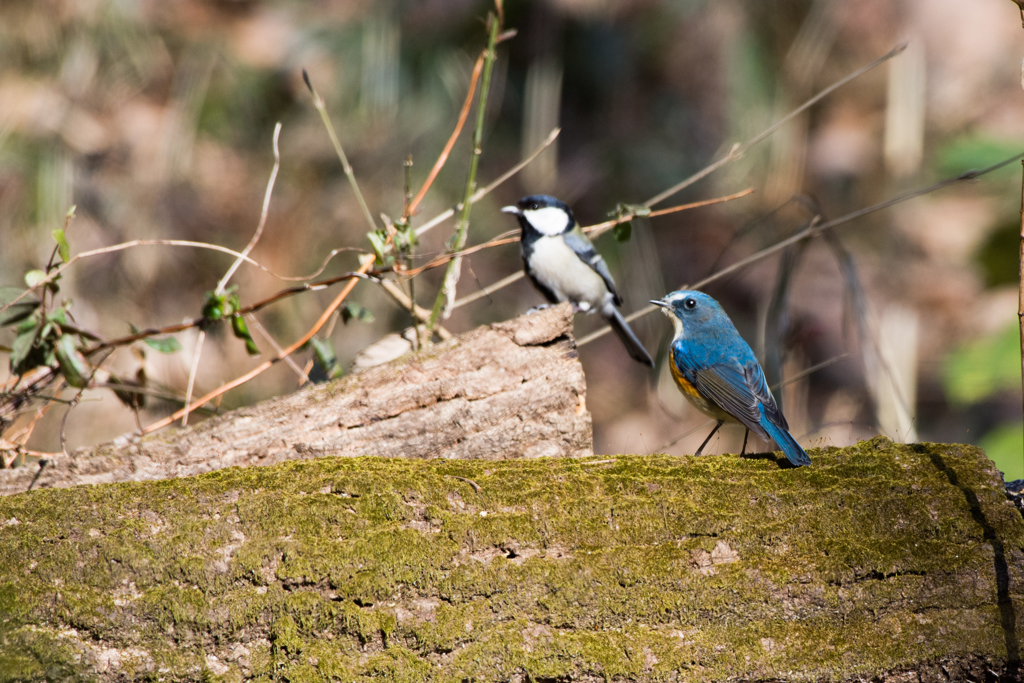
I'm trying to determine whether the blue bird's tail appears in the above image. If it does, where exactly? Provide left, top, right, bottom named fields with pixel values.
left=758, top=406, right=811, bottom=467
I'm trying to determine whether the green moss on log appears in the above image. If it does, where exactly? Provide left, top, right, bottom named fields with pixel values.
left=0, top=437, right=1021, bottom=681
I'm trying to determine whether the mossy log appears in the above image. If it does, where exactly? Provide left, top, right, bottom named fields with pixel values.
left=0, top=305, right=591, bottom=496
left=0, top=438, right=1022, bottom=681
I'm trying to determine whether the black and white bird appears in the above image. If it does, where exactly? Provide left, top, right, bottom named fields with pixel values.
left=502, top=194, right=654, bottom=367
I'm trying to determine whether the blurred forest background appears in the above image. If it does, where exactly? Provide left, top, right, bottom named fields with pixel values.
left=2, top=0, right=1023, bottom=477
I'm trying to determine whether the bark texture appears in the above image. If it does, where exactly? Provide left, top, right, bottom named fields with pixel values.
left=0, top=304, right=591, bottom=496
left=0, top=438, right=1022, bottom=682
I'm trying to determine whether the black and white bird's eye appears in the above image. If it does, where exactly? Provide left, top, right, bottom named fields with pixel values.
left=684, top=297, right=697, bottom=310
left=530, top=202, right=540, bottom=210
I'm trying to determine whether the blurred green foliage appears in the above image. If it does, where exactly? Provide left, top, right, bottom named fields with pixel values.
left=980, top=422, right=1024, bottom=481
left=935, top=135, right=1022, bottom=181
left=976, top=220, right=1020, bottom=288
left=943, top=323, right=1019, bottom=405
left=944, top=323, right=1023, bottom=479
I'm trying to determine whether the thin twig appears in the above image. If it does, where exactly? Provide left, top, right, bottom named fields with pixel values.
left=141, top=257, right=375, bottom=435
left=183, top=123, right=284, bottom=427
left=0, top=240, right=320, bottom=317
left=642, top=43, right=907, bottom=209
left=405, top=55, right=485, bottom=220
left=217, top=122, right=282, bottom=293
left=578, top=153, right=1024, bottom=348
left=414, top=127, right=561, bottom=238
left=447, top=475, right=482, bottom=492
left=82, top=270, right=377, bottom=355
left=427, top=12, right=503, bottom=331
left=247, top=313, right=309, bottom=382
left=1018, top=160, right=1024, bottom=477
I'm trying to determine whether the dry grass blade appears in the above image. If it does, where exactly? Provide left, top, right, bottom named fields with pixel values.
left=217, top=122, right=282, bottom=293
left=303, top=70, right=378, bottom=233
left=180, top=330, right=206, bottom=427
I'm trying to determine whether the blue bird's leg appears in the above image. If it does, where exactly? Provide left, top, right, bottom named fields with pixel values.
left=741, top=428, right=749, bottom=456
left=695, top=420, right=724, bottom=456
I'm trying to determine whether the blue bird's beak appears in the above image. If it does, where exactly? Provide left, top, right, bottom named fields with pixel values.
left=501, top=205, right=521, bottom=216
left=650, top=299, right=668, bottom=309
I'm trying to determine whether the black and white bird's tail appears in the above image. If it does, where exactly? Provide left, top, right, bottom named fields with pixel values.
left=606, top=308, right=654, bottom=367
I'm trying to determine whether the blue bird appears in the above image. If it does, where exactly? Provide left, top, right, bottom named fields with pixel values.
left=651, top=290, right=811, bottom=467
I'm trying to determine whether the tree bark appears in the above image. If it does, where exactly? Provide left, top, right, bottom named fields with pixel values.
left=0, top=304, right=591, bottom=496
left=0, top=438, right=1021, bottom=681
left=0, top=305, right=1022, bottom=681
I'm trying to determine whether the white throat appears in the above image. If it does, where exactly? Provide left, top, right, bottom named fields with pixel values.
left=523, top=207, right=570, bottom=236
left=658, top=306, right=684, bottom=339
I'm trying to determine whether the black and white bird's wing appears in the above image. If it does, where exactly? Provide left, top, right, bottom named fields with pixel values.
left=562, top=227, right=622, bottom=306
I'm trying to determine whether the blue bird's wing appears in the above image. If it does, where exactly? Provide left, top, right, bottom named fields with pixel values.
left=562, top=227, right=622, bottom=306
left=673, top=340, right=809, bottom=466
left=688, top=363, right=772, bottom=442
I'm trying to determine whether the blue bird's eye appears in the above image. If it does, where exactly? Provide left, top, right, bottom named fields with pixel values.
left=684, top=297, right=697, bottom=310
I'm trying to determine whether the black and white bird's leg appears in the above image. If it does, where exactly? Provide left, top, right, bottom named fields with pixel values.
left=740, top=428, right=749, bottom=456
left=526, top=304, right=554, bottom=314
left=695, top=420, right=724, bottom=456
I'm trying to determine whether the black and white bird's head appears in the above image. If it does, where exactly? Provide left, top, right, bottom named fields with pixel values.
left=501, top=195, right=576, bottom=237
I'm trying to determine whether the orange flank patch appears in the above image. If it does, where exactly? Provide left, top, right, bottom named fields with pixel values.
left=670, top=356, right=702, bottom=400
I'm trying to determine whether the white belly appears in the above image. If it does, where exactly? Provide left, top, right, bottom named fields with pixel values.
left=529, top=236, right=612, bottom=311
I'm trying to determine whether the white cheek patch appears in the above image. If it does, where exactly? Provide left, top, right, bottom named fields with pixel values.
left=523, top=207, right=570, bottom=236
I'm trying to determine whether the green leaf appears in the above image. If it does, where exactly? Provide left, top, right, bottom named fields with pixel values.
left=230, top=315, right=260, bottom=356
left=52, top=228, right=70, bottom=262
left=0, top=286, right=30, bottom=306
left=10, top=321, right=41, bottom=373
left=366, top=231, right=388, bottom=265
left=310, top=336, right=342, bottom=380
left=143, top=336, right=182, bottom=354
left=202, top=291, right=227, bottom=321
left=55, top=334, right=90, bottom=388
left=0, top=302, right=39, bottom=328
left=24, top=270, right=47, bottom=288
left=613, top=221, right=632, bottom=242
left=46, top=307, right=68, bottom=326
left=341, top=303, right=375, bottom=325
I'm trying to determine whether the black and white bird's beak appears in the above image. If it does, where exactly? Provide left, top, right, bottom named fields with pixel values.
left=501, top=205, right=522, bottom=216
left=649, top=299, right=669, bottom=309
